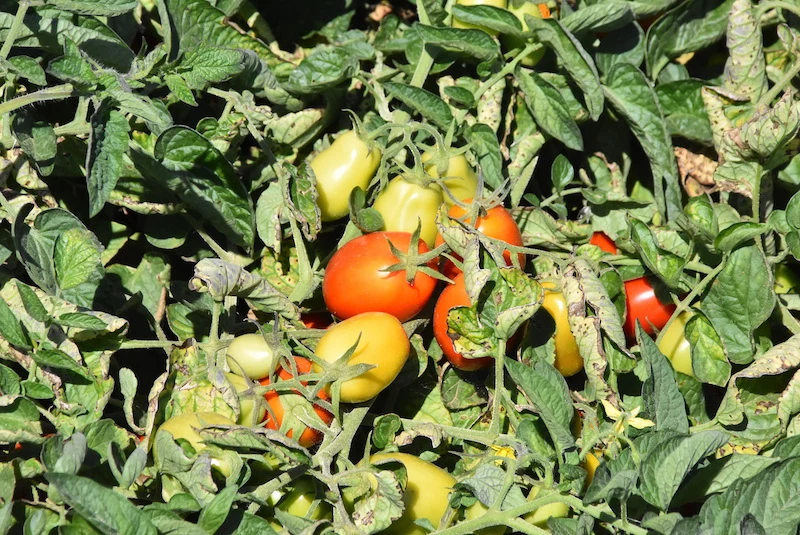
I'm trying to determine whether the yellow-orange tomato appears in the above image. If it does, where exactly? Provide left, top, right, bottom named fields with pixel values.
left=314, top=312, right=410, bottom=403
left=540, top=283, right=583, bottom=377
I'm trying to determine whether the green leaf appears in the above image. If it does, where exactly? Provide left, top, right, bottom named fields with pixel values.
left=179, top=47, right=246, bottom=90
left=284, top=46, right=358, bottom=96
left=450, top=5, right=523, bottom=36
left=54, top=227, right=103, bottom=292
left=11, top=111, right=57, bottom=177
left=595, top=23, right=645, bottom=75
left=655, top=79, right=713, bottom=144
left=685, top=313, right=731, bottom=387
left=55, top=313, right=108, bottom=330
left=550, top=154, right=574, bottom=192
left=505, top=359, right=575, bottom=453
left=701, top=245, right=776, bottom=364
left=638, top=431, right=729, bottom=510
left=31, top=349, right=90, bottom=381
left=561, top=1, right=634, bottom=34
left=103, top=253, right=171, bottom=322
left=629, top=218, right=685, bottom=286
left=0, top=298, right=31, bottom=349
left=281, top=163, right=321, bottom=241
left=739, top=92, right=800, bottom=160
left=384, top=82, right=454, bottom=130
left=713, top=222, right=767, bottom=252
left=517, top=69, right=583, bottom=151
left=47, top=473, right=158, bottom=535
left=87, top=103, right=130, bottom=218
left=16, top=281, right=49, bottom=323
left=45, top=0, right=137, bottom=16
left=524, top=16, right=604, bottom=121
left=639, top=324, right=689, bottom=433
left=416, top=24, right=501, bottom=62
left=198, top=485, right=237, bottom=533
left=0, top=398, right=42, bottom=436
left=153, top=126, right=254, bottom=249
left=723, top=0, right=767, bottom=102
left=6, top=56, right=46, bottom=85
left=164, top=74, right=197, bottom=106
left=466, top=123, right=503, bottom=189
left=604, top=63, right=681, bottom=221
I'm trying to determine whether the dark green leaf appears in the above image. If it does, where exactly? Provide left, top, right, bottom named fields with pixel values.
left=46, top=0, right=138, bottom=16
left=87, top=103, right=130, bottom=218
left=562, top=1, right=634, bottom=34
left=416, top=24, right=502, bottom=62
left=714, top=222, right=767, bottom=252
left=639, top=324, right=689, bottom=433
left=12, top=111, right=57, bottom=176
left=31, top=349, right=90, bottom=381
left=7, top=56, right=46, bottom=85
left=450, top=5, right=523, bottom=37
left=0, top=298, right=31, bottom=349
left=655, top=79, right=713, bottom=144
left=284, top=47, right=358, bottom=95
left=517, top=69, right=583, bottom=151
left=198, top=486, right=237, bottom=533
left=466, top=123, right=503, bottom=189
left=384, top=82, right=454, bottom=130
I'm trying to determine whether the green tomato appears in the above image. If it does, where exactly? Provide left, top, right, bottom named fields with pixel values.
left=370, top=452, right=457, bottom=535
left=226, top=373, right=267, bottom=426
left=656, top=311, right=693, bottom=377
left=310, top=130, right=382, bottom=222
left=156, top=412, right=236, bottom=477
left=226, top=333, right=277, bottom=381
left=372, top=176, right=444, bottom=247
left=775, top=263, right=800, bottom=294
left=313, top=312, right=410, bottom=403
left=269, top=478, right=332, bottom=530
left=422, top=151, right=479, bottom=206
left=503, top=0, right=549, bottom=67
left=452, top=0, right=508, bottom=33
left=523, top=486, right=570, bottom=528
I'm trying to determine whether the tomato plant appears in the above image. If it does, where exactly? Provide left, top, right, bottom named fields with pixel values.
left=260, top=357, right=333, bottom=448
left=623, top=277, right=677, bottom=339
left=226, top=333, right=277, bottom=380
left=313, top=312, right=410, bottom=403
left=504, top=0, right=550, bottom=67
left=310, top=130, right=382, bottom=222
left=433, top=273, right=495, bottom=371
left=323, top=231, right=438, bottom=321
left=372, top=176, right=444, bottom=247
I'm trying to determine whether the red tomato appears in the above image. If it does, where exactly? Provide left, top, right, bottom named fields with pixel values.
left=260, top=357, right=333, bottom=448
left=623, top=277, right=676, bottom=339
left=323, top=232, right=438, bottom=322
left=589, top=232, right=617, bottom=254
left=433, top=273, right=494, bottom=371
left=435, top=203, right=525, bottom=278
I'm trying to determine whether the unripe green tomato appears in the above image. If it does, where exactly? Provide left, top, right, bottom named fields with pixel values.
left=226, top=333, right=277, bottom=381
left=452, top=0, right=509, bottom=33
left=314, top=312, right=410, bottom=403
left=463, top=499, right=508, bottom=534
left=372, top=176, right=444, bottom=247
left=269, top=478, right=332, bottom=530
left=523, top=486, right=570, bottom=528
left=225, top=373, right=267, bottom=426
left=156, top=412, right=236, bottom=476
left=503, top=0, right=549, bottom=67
left=370, top=452, right=457, bottom=535
left=422, top=151, right=479, bottom=205
left=310, top=130, right=382, bottom=222
left=656, top=311, right=693, bottom=377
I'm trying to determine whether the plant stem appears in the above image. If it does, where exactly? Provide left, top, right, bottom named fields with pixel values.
left=0, top=84, right=77, bottom=116
left=118, top=340, right=178, bottom=350
left=757, top=0, right=800, bottom=19
left=539, top=187, right=584, bottom=208
left=491, top=338, right=507, bottom=438
left=0, top=0, right=29, bottom=61
left=758, top=59, right=800, bottom=108
left=474, top=43, right=539, bottom=102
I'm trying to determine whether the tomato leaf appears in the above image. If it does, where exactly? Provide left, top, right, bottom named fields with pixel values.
left=11, top=110, right=57, bottom=177
left=450, top=5, right=524, bottom=36
left=465, top=123, right=503, bottom=189
left=561, top=1, right=634, bottom=34
left=722, top=0, right=767, bottom=102
left=0, top=297, right=32, bottom=350
left=284, top=47, right=359, bottom=96
left=638, top=324, right=689, bottom=433
left=656, top=79, right=714, bottom=144
left=384, top=82, right=454, bottom=130
left=198, top=485, right=237, bottom=534
left=517, top=69, right=583, bottom=151
left=685, top=313, right=731, bottom=386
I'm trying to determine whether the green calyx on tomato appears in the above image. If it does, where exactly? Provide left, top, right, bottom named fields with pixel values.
left=503, top=0, right=550, bottom=67
left=422, top=150, right=479, bottom=206
left=314, top=312, right=410, bottom=403
left=226, top=332, right=277, bottom=381
left=434, top=273, right=495, bottom=371
left=656, top=310, right=693, bottom=376
left=372, top=175, right=444, bottom=248
left=260, top=357, right=333, bottom=448
left=323, top=231, right=439, bottom=322
left=310, top=129, right=381, bottom=222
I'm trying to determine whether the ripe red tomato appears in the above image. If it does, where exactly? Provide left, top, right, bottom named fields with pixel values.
left=589, top=232, right=617, bottom=254
left=433, top=273, right=494, bottom=371
left=435, top=203, right=525, bottom=278
left=260, top=357, right=333, bottom=448
left=623, top=277, right=676, bottom=339
left=323, top=232, right=438, bottom=322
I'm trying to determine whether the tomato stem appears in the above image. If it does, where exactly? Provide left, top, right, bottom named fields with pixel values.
left=0, top=0, right=29, bottom=61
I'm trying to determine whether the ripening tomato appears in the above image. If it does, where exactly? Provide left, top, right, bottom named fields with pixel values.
left=260, top=357, right=333, bottom=448
left=323, top=231, right=438, bottom=322
left=452, top=0, right=509, bottom=33
left=435, top=202, right=525, bottom=278
left=373, top=176, right=444, bottom=247
left=433, top=273, right=495, bottom=371
left=226, top=372, right=267, bottom=425
left=522, top=486, right=571, bottom=527
left=589, top=231, right=618, bottom=254
left=370, top=452, right=459, bottom=535
left=269, top=477, right=332, bottom=530
left=314, top=312, right=410, bottom=403
left=226, top=333, right=277, bottom=381
left=540, top=283, right=584, bottom=377
left=422, top=151, right=479, bottom=206
left=656, top=311, right=693, bottom=376
left=156, top=412, right=236, bottom=476
left=623, top=277, right=676, bottom=339
left=503, top=1, right=550, bottom=67
left=310, top=130, right=381, bottom=222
